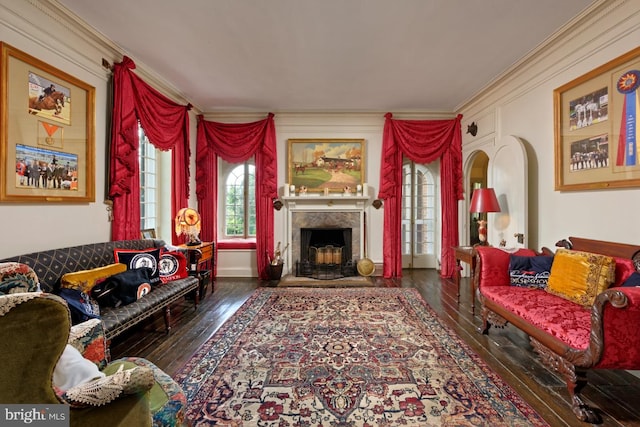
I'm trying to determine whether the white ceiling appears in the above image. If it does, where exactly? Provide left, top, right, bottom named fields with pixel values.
left=57, top=0, right=596, bottom=113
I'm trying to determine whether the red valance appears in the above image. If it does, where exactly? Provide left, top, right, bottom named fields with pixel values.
left=378, top=113, right=463, bottom=278
left=109, top=56, right=191, bottom=243
left=195, top=114, right=277, bottom=280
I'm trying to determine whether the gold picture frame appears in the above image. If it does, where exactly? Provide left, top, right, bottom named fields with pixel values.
left=0, top=42, right=95, bottom=202
left=554, top=46, right=640, bottom=191
left=287, top=138, right=365, bottom=193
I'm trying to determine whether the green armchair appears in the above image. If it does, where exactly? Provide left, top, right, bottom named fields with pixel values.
left=0, top=292, right=153, bottom=426
left=0, top=262, right=187, bottom=427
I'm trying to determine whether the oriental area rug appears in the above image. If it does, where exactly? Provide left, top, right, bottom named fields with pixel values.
left=175, top=288, right=549, bottom=426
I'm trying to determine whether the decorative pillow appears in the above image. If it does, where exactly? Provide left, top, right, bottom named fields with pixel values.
left=509, top=255, right=553, bottom=289
left=509, top=255, right=532, bottom=271
left=114, top=248, right=161, bottom=285
left=57, top=288, right=101, bottom=325
left=159, top=251, right=188, bottom=284
left=92, top=268, right=154, bottom=308
left=547, top=249, right=616, bottom=307
left=60, top=263, right=128, bottom=293
left=530, top=255, right=554, bottom=273
left=509, top=270, right=550, bottom=289
left=622, top=272, right=640, bottom=287
left=0, top=262, right=41, bottom=294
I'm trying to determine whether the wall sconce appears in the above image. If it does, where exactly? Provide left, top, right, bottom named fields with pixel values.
left=467, top=122, right=478, bottom=136
left=469, top=188, right=501, bottom=246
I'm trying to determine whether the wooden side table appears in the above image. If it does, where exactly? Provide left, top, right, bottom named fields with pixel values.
left=453, top=246, right=477, bottom=313
left=178, top=241, right=214, bottom=299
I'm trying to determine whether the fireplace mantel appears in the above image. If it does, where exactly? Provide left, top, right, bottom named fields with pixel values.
left=282, top=194, right=372, bottom=273
left=282, top=195, right=370, bottom=211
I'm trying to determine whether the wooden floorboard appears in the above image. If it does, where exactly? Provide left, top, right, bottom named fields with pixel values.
left=110, top=270, right=640, bottom=427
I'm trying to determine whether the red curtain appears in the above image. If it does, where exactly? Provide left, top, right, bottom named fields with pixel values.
left=378, top=113, right=463, bottom=279
left=195, top=114, right=277, bottom=280
left=109, top=57, right=191, bottom=244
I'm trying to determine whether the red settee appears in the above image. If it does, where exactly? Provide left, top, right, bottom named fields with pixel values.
left=474, top=237, right=640, bottom=423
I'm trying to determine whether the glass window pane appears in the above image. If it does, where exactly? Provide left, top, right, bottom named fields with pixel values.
left=138, top=127, right=157, bottom=233
left=221, top=160, right=257, bottom=238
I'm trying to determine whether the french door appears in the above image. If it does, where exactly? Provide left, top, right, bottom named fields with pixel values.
left=401, top=160, right=438, bottom=269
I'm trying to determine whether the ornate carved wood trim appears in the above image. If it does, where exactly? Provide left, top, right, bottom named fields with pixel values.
left=530, top=337, right=600, bottom=423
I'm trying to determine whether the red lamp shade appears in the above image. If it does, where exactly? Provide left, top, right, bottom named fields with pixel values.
left=469, top=188, right=501, bottom=213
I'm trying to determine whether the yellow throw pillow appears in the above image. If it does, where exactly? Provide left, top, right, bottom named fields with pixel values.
left=547, top=249, right=615, bottom=307
left=61, top=263, right=128, bottom=293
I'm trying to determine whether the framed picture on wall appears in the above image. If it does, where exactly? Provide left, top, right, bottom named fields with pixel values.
left=287, top=138, right=365, bottom=193
left=554, top=46, right=640, bottom=191
left=0, top=42, right=95, bottom=202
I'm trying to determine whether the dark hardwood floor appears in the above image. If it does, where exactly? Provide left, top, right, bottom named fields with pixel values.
left=110, top=271, right=640, bottom=426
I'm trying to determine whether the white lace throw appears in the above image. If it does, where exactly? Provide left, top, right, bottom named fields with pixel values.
left=64, top=365, right=131, bottom=406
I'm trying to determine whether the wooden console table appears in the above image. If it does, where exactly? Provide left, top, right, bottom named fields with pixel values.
left=178, top=241, right=214, bottom=299
left=453, top=246, right=476, bottom=313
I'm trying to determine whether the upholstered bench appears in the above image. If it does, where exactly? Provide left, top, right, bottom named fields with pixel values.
left=0, top=239, right=200, bottom=341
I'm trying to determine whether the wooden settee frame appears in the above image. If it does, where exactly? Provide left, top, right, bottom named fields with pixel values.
left=474, top=237, right=640, bottom=423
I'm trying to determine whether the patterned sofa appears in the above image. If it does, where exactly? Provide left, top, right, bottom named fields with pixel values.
left=0, top=239, right=199, bottom=341
left=474, top=237, right=640, bottom=423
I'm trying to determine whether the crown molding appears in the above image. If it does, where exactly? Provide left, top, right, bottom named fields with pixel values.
left=456, top=0, right=635, bottom=113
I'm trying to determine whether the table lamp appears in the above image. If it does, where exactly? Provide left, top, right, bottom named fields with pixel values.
left=175, top=207, right=202, bottom=246
left=469, top=188, right=501, bottom=246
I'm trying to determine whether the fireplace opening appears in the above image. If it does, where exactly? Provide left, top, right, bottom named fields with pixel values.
left=296, top=227, right=356, bottom=278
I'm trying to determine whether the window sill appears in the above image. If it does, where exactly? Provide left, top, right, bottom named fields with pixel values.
left=217, top=239, right=257, bottom=250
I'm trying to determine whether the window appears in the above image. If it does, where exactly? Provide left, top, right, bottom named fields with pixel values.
left=139, top=127, right=157, bottom=231
left=223, top=160, right=256, bottom=238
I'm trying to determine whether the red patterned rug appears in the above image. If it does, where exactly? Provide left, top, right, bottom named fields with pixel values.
left=175, top=288, right=549, bottom=426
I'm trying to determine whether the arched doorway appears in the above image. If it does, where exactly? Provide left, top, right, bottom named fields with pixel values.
left=468, top=151, right=489, bottom=246
left=462, top=136, right=529, bottom=249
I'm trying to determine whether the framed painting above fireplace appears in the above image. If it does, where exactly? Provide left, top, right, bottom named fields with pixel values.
left=287, top=138, right=365, bottom=193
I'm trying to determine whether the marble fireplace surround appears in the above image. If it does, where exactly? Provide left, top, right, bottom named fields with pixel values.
left=282, top=195, right=370, bottom=272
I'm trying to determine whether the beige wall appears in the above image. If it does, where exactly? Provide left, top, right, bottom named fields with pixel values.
left=458, top=0, right=640, bottom=251
left=1, top=0, right=638, bottom=270
left=0, top=0, right=198, bottom=259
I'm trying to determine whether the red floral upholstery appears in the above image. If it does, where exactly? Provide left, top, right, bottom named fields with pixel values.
left=0, top=262, right=40, bottom=294
left=475, top=247, right=537, bottom=288
left=481, top=286, right=590, bottom=349
left=598, top=287, right=640, bottom=369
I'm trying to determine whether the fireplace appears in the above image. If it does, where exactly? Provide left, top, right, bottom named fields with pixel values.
left=296, top=226, right=356, bottom=278
left=282, top=193, right=370, bottom=278
left=290, top=211, right=361, bottom=264
left=300, top=227, right=352, bottom=264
